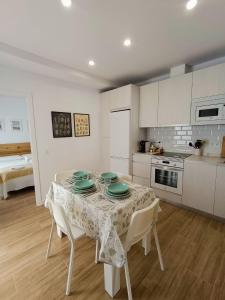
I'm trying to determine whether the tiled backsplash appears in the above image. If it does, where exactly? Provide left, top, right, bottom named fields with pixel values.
left=147, top=125, right=225, bottom=156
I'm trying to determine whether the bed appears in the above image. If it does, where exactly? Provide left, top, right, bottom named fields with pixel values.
left=0, top=143, right=34, bottom=199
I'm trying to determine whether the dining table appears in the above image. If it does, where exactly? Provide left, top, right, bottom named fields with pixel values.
left=45, top=172, right=157, bottom=297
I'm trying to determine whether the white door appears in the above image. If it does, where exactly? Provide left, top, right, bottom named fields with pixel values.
left=110, top=110, right=130, bottom=159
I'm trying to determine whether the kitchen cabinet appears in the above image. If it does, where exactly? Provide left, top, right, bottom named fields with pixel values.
left=110, top=84, right=135, bottom=110
left=139, top=82, right=158, bottom=127
left=192, top=63, right=225, bottom=99
left=182, top=160, right=217, bottom=214
left=100, top=91, right=111, bottom=138
left=158, top=73, right=192, bottom=126
left=214, top=165, right=225, bottom=218
left=132, top=154, right=151, bottom=187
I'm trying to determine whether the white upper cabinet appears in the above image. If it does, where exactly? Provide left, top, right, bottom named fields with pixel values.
left=158, top=73, right=192, bottom=126
left=192, top=63, right=225, bottom=99
left=110, top=84, right=132, bottom=110
left=139, top=82, right=159, bottom=127
left=182, top=160, right=217, bottom=214
left=214, top=165, right=225, bottom=219
left=100, top=91, right=111, bottom=138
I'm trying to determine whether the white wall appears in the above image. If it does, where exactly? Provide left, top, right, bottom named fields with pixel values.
left=0, top=66, right=101, bottom=204
left=0, top=95, right=30, bottom=143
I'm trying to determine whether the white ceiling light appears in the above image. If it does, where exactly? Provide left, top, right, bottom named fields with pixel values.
left=123, top=38, right=131, bottom=47
left=186, top=0, right=198, bottom=10
left=61, top=0, right=72, bottom=8
left=88, top=60, right=95, bottom=66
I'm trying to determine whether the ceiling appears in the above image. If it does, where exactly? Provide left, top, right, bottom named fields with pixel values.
left=0, top=0, right=225, bottom=89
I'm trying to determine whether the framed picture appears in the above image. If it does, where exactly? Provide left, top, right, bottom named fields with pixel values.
left=11, top=120, right=23, bottom=132
left=0, top=119, right=5, bottom=132
left=51, top=111, right=72, bottom=138
left=74, top=113, right=90, bottom=137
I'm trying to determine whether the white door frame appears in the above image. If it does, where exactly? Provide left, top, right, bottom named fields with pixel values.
left=0, top=89, right=42, bottom=205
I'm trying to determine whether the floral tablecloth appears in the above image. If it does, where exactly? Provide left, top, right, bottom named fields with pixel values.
left=45, top=176, right=156, bottom=268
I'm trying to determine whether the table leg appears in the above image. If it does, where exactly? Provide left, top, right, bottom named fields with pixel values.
left=142, top=231, right=151, bottom=256
left=104, top=264, right=120, bottom=297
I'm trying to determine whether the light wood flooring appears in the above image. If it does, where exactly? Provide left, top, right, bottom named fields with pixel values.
left=1, top=189, right=225, bottom=300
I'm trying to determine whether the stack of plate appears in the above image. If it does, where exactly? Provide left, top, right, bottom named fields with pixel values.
left=72, top=179, right=97, bottom=195
left=72, top=171, right=89, bottom=182
left=100, top=172, right=118, bottom=183
left=106, top=182, right=131, bottom=199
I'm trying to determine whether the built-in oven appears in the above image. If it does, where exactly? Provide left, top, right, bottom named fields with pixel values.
left=151, top=161, right=183, bottom=195
left=191, top=94, right=225, bottom=125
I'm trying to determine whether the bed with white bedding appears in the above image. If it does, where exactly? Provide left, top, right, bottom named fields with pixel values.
left=0, top=154, right=34, bottom=199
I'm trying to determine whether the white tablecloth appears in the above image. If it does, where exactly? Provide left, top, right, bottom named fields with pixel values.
left=45, top=176, right=156, bottom=268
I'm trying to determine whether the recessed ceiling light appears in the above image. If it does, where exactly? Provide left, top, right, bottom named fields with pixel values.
left=186, top=0, right=198, bottom=10
left=88, top=60, right=95, bottom=66
left=123, top=38, right=131, bottom=47
left=61, top=0, right=72, bottom=8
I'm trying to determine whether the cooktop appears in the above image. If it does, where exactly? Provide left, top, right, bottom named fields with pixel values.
left=157, top=152, right=192, bottom=160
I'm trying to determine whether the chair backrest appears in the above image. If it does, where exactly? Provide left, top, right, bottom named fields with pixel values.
left=116, top=172, right=132, bottom=182
left=124, top=198, right=160, bottom=251
left=48, top=199, right=73, bottom=240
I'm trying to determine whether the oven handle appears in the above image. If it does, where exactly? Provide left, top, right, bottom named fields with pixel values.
left=151, top=164, right=183, bottom=172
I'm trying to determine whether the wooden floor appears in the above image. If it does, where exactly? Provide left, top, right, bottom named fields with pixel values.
left=1, top=190, right=225, bottom=300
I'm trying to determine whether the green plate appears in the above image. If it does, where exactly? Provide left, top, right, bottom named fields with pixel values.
left=101, top=172, right=118, bottom=180
left=107, top=190, right=130, bottom=197
left=106, top=191, right=131, bottom=199
left=74, top=179, right=94, bottom=190
left=108, top=182, right=129, bottom=195
left=73, top=171, right=88, bottom=178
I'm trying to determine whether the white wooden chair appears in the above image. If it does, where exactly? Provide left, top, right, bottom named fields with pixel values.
left=122, top=198, right=164, bottom=300
left=46, top=199, right=85, bottom=295
left=53, top=170, right=100, bottom=263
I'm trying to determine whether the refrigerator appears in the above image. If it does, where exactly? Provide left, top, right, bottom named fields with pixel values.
left=110, top=109, right=131, bottom=175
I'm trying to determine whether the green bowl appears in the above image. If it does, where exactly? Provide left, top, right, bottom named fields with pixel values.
left=101, top=172, right=118, bottom=180
left=108, top=182, right=129, bottom=195
left=74, top=179, right=94, bottom=190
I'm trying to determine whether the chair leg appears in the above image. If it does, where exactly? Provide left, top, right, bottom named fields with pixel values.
left=95, top=239, right=100, bottom=264
left=153, top=225, right=165, bottom=271
left=46, top=219, right=55, bottom=259
left=124, top=258, right=133, bottom=300
left=66, top=240, right=75, bottom=296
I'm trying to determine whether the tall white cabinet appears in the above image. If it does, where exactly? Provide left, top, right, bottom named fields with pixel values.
left=100, top=84, right=140, bottom=174
left=158, top=73, right=192, bottom=126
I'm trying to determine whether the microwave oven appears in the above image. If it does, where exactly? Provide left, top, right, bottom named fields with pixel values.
left=191, top=94, right=225, bottom=125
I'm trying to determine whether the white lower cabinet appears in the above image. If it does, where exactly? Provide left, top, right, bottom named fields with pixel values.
left=182, top=160, right=217, bottom=214
left=214, top=165, right=225, bottom=218
left=132, top=154, right=151, bottom=188
left=133, top=176, right=150, bottom=187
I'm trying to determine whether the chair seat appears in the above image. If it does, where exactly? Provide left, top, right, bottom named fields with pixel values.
left=70, top=224, right=85, bottom=240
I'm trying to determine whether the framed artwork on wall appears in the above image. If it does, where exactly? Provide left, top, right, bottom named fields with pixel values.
left=11, top=120, right=23, bottom=132
left=73, top=113, right=90, bottom=137
left=51, top=111, right=72, bottom=138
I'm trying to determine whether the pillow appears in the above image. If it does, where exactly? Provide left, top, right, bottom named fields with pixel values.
left=0, top=155, right=24, bottom=162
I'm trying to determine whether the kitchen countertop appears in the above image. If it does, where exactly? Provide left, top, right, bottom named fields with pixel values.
left=133, top=152, right=225, bottom=166
left=186, top=155, right=225, bottom=166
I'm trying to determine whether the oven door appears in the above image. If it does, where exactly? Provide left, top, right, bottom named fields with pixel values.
left=151, top=165, right=183, bottom=195
left=196, top=104, right=222, bottom=122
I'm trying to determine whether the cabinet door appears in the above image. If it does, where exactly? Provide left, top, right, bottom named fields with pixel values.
left=192, top=63, right=225, bottom=99
left=133, top=176, right=150, bottom=187
left=133, top=162, right=151, bottom=178
left=182, top=161, right=217, bottom=214
left=110, top=85, right=131, bottom=110
left=214, top=166, right=225, bottom=218
left=139, top=82, right=158, bottom=127
left=100, top=92, right=111, bottom=138
left=158, top=73, right=192, bottom=126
